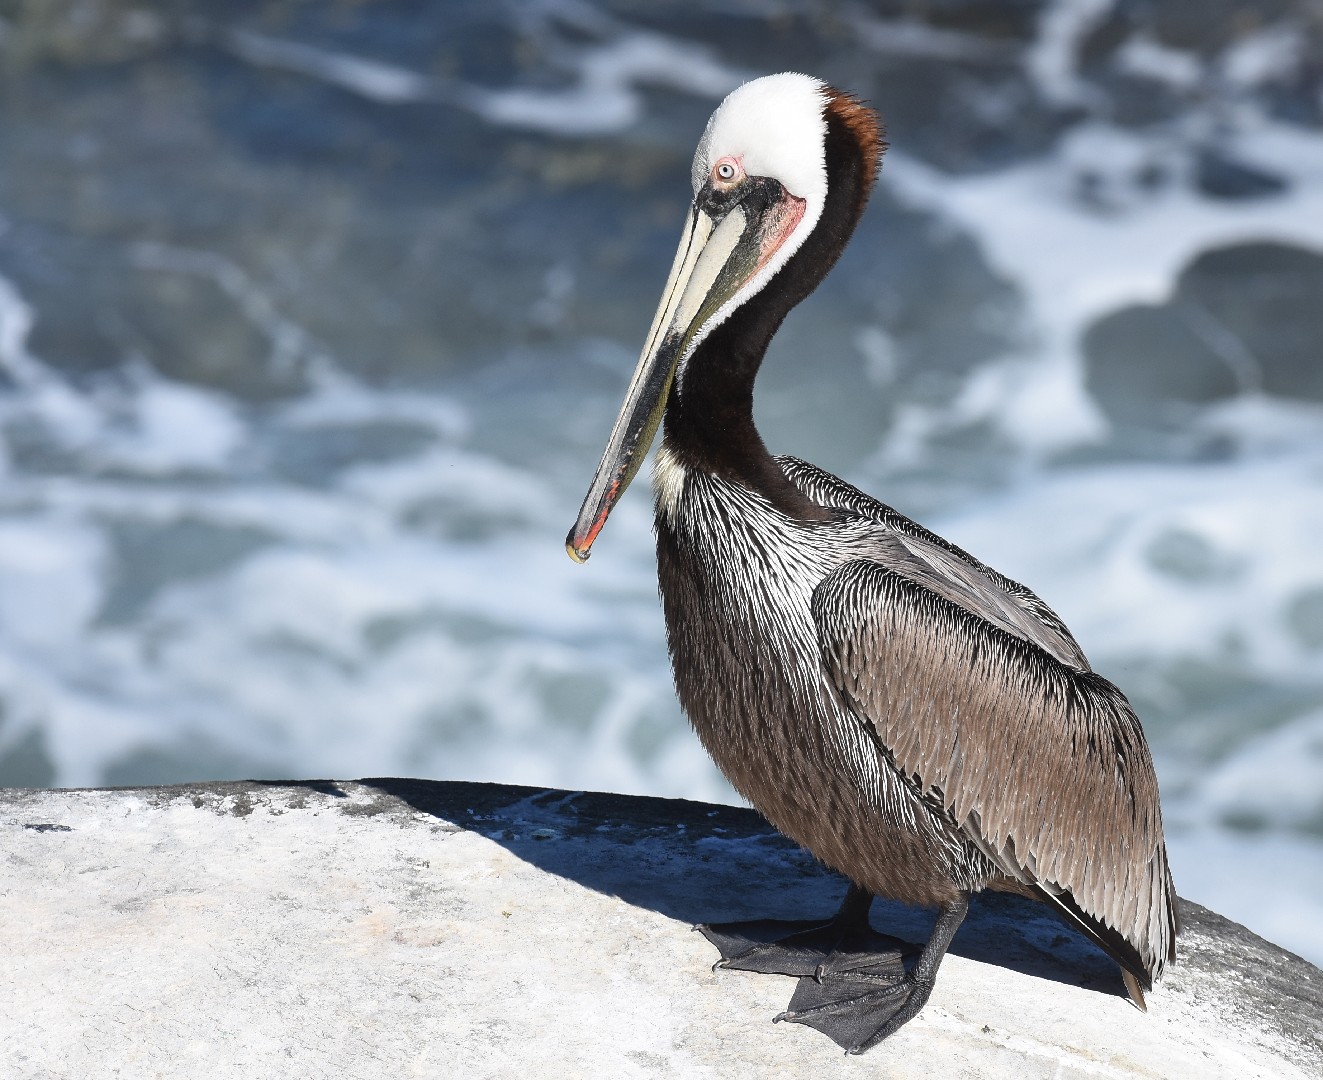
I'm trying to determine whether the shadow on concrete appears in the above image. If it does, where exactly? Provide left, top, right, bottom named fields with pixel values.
left=255, top=778, right=351, bottom=799
left=359, top=776, right=1132, bottom=1003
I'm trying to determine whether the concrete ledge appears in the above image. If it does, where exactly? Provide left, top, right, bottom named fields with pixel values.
left=3, top=779, right=1320, bottom=1078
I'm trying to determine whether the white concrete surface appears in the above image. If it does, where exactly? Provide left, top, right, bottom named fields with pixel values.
left=2, top=779, right=1319, bottom=1079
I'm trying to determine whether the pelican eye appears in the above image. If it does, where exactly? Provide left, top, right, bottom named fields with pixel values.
left=713, top=158, right=741, bottom=184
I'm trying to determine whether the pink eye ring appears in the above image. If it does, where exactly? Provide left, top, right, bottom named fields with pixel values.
left=713, top=158, right=740, bottom=183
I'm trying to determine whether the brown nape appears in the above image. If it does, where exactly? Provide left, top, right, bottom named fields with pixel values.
left=823, top=88, right=887, bottom=204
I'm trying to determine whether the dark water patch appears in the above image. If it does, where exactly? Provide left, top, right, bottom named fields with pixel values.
left=1084, top=304, right=1242, bottom=427
left=265, top=420, right=436, bottom=485
left=1144, top=527, right=1245, bottom=584
left=102, top=736, right=290, bottom=788
left=96, top=516, right=276, bottom=626
left=0, top=725, right=58, bottom=789
left=1196, top=149, right=1289, bottom=201
left=1118, top=654, right=1323, bottom=763
left=399, top=494, right=540, bottom=544
left=1085, top=241, right=1323, bottom=442
left=409, top=701, right=494, bottom=756
left=1178, top=243, right=1323, bottom=402
left=530, top=670, right=612, bottom=737
left=363, top=610, right=511, bottom=653
left=1287, top=588, right=1323, bottom=651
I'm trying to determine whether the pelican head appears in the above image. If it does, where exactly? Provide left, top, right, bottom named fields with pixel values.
left=567, top=73, right=881, bottom=562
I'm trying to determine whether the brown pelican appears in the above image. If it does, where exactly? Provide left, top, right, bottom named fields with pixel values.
left=566, top=73, right=1177, bottom=1053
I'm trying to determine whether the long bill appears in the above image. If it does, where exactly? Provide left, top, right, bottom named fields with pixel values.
left=566, top=187, right=805, bottom=563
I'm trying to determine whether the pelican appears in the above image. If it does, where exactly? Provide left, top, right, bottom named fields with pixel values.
left=566, top=73, right=1177, bottom=1053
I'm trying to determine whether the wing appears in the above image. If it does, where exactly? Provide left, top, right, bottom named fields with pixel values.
left=779, top=455, right=1088, bottom=668
left=812, top=559, right=1178, bottom=989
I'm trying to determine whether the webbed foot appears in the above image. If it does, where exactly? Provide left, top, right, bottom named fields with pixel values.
left=699, top=916, right=909, bottom=979
left=776, top=967, right=927, bottom=1054
left=698, top=883, right=909, bottom=979
left=775, top=890, right=972, bottom=1054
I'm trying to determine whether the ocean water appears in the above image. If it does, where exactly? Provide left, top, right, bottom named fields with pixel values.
left=1, top=1, right=1321, bottom=965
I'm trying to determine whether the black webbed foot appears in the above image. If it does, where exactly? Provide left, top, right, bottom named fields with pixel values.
left=775, top=967, right=927, bottom=1054
left=699, top=882, right=910, bottom=979
left=700, top=887, right=971, bottom=1054
left=699, top=916, right=910, bottom=979
left=775, top=890, right=973, bottom=1054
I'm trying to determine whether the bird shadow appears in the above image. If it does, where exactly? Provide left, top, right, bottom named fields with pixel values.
left=360, top=777, right=1130, bottom=1003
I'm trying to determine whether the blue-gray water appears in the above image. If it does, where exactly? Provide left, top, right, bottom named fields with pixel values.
left=1, top=1, right=1321, bottom=963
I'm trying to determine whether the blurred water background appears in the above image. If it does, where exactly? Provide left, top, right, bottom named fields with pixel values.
left=1, top=0, right=1321, bottom=963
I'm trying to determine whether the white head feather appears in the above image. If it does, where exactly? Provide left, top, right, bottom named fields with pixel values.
left=692, top=72, right=830, bottom=209
left=681, top=73, right=831, bottom=361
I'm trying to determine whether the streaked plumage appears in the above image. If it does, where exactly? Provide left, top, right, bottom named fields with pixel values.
left=568, top=73, right=1176, bottom=1052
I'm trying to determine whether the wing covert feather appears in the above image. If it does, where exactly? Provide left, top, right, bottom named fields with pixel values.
left=779, top=455, right=1088, bottom=668
left=812, top=559, right=1177, bottom=981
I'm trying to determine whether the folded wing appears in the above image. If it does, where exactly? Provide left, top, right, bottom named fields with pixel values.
left=811, top=542, right=1177, bottom=994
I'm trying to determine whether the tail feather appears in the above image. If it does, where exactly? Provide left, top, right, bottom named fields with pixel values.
left=1121, top=969, right=1147, bottom=1011
left=1032, top=883, right=1154, bottom=1007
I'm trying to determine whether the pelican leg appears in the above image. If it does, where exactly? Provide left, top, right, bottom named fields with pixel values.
left=775, top=891, right=970, bottom=1054
left=699, top=883, right=909, bottom=980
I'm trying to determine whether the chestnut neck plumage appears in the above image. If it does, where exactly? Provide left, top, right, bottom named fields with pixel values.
left=661, top=102, right=881, bottom=522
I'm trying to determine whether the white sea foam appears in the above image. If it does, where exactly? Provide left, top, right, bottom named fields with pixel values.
left=1025, top=0, right=1115, bottom=107
left=462, top=30, right=741, bottom=137
left=101, top=379, right=245, bottom=475
left=1221, top=24, right=1308, bottom=89
left=0, top=520, right=104, bottom=648
left=845, top=12, right=1020, bottom=62
left=226, top=30, right=435, bottom=104
left=0, top=272, right=691, bottom=796
left=0, top=274, right=32, bottom=375
left=226, top=19, right=743, bottom=138
left=285, top=367, right=469, bottom=439
left=0, top=275, right=103, bottom=461
left=1116, top=36, right=1203, bottom=91
left=0, top=278, right=243, bottom=477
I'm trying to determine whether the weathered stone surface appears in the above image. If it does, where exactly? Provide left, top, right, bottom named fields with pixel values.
left=2, top=779, right=1319, bottom=1078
